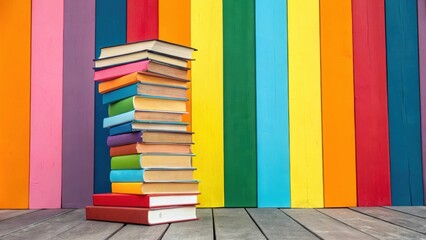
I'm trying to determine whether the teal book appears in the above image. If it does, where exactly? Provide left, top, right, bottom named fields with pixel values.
left=109, top=168, right=196, bottom=182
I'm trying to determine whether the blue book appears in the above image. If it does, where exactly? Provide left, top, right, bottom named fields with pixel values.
left=110, top=169, right=196, bottom=182
left=109, top=121, right=188, bottom=135
left=102, top=83, right=188, bottom=104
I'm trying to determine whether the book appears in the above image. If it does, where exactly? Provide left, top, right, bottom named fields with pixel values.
left=104, top=111, right=187, bottom=128
left=107, top=131, right=193, bottom=146
left=110, top=169, right=196, bottom=182
left=95, top=50, right=189, bottom=69
left=94, top=60, right=189, bottom=82
left=110, top=143, right=192, bottom=157
left=112, top=182, right=199, bottom=194
left=92, top=193, right=198, bottom=208
left=102, top=83, right=188, bottom=104
left=111, top=154, right=193, bottom=169
left=108, top=96, right=187, bottom=117
left=98, top=72, right=188, bottom=93
left=98, top=39, right=195, bottom=60
left=109, top=122, right=188, bottom=136
left=86, top=205, right=198, bottom=225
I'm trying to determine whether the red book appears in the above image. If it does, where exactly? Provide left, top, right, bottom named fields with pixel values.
left=86, top=205, right=198, bottom=225
left=93, top=193, right=198, bottom=208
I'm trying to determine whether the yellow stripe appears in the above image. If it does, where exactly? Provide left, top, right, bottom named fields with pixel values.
left=288, top=0, right=324, bottom=208
left=191, top=0, right=225, bottom=207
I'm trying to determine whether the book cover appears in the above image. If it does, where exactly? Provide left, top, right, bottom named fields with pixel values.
left=109, top=143, right=192, bottom=156
left=111, top=182, right=199, bottom=195
left=93, top=193, right=198, bottom=208
left=109, top=122, right=188, bottom=136
left=108, top=96, right=187, bottom=117
left=109, top=169, right=196, bottom=182
left=111, top=153, right=193, bottom=169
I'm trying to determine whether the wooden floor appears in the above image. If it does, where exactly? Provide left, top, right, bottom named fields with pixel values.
left=1, top=207, right=426, bottom=239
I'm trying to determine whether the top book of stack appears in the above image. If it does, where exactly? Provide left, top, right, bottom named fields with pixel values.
left=95, top=39, right=196, bottom=70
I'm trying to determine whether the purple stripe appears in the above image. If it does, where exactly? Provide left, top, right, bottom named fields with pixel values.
left=62, top=0, right=95, bottom=207
left=107, top=132, right=143, bottom=147
left=419, top=0, right=426, bottom=203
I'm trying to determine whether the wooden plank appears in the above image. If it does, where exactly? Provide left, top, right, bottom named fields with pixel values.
left=55, top=220, right=123, bottom=240
left=386, top=206, right=426, bottom=219
left=352, top=0, right=391, bottom=207
left=247, top=208, right=318, bottom=239
left=0, top=0, right=31, bottom=209
left=386, top=0, right=423, bottom=206
left=162, top=209, right=213, bottom=240
left=29, top=0, right=63, bottom=209
left=255, top=0, right=290, bottom=207
left=282, top=209, right=375, bottom=239
left=127, top=0, right=158, bottom=42
left=0, top=210, right=36, bottom=221
left=62, top=0, right=95, bottom=208
left=418, top=0, right=426, bottom=203
left=214, top=208, right=265, bottom=240
left=288, top=0, right=324, bottom=208
left=109, top=224, right=168, bottom=240
left=0, top=209, right=70, bottom=237
left=223, top=0, right=257, bottom=207
left=320, top=0, right=357, bottom=208
left=191, top=0, right=225, bottom=207
left=319, top=208, right=425, bottom=239
left=353, top=207, right=426, bottom=234
left=94, top=0, right=127, bottom=194
left=1, top=209, right=85, bottom=240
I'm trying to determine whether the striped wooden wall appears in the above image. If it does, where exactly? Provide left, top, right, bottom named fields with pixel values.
left=1, top=0, right=426, bottom=208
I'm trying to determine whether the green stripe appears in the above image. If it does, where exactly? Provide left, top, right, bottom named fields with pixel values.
left=223, top=0, right=257, bottom=207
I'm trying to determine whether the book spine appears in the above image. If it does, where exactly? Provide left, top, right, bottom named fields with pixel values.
left=94, top=0, right=126, bottom=195
left=110, top=143, right=138, bottom=157
left=111, top=154, right=142, bottom=169
left=353, top=0, right=391, bottom=206
left=127, top=0, right=159, bottom=42
left=93, top=194, right=149, bottom=207
left=112, top=182, right=143, bottom=194
left=191, top=0, right=225, bottom=207
left=107, top=132, right=143, bottom=147
left=418, top=0, right=426, bottom=203
left=110, top=122, right=134, bottom=136
left=108, top=97, right=135, bottom=116
left=320, top=0, right=357, bottom=207
left=386, top=0, right=423, bottom=205
left=0, top=0, right=31, bottom=208
left=223, top=0, right=257, bottom=207
left=94, top=60, right=149, bottom=81
left=288, top=0, right=324, bottom=207
left=110, top=170, right=144, bottom=182
left=103, top=84, right=138, bottom=104
left=104, top=110, right=136, bottom=128
left=86, top=206, right=150, bottom=225
left=255, top=0, right=290, bottom=207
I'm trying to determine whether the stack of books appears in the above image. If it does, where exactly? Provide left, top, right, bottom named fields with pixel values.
left=86, top=39, right=199, bottom=225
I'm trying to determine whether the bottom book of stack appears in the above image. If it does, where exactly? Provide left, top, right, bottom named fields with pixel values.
left=86, top=193, right=199, bottom=225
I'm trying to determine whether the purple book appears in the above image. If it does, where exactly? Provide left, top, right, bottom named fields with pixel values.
left=107, top=132, right=142, bottom=147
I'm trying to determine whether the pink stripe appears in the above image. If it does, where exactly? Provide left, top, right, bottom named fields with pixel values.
left=94, top=60, right=149, bottom=81
left=29, top=0, right=64, bottom=209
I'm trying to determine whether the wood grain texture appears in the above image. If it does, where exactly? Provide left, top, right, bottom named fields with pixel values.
left=282, top=209, right=375, bottom=239
left=255, top=0, right=290, bottom=207
left=0, top=211, right=36, bottom=221
left=223, top=0, right=257, bottom=207
left=162, top=209, right=213, bottom=240
left=247, top=208, right=318, bottom=240
left=55, top=220, right=123, bottom=240
left=288, top=0, right=324, bottom=208
left=110, top=223, right=168, bottom=240
left=29, top=0, right=63, bottom=209
left=0, top=0, right=31, bottom=209
left=127, top=0, right=158, bottom=42
left=214, top=209, right=266, bottom=240
left=319, top=208, right=425, bottom=239
left=352, top=207, right=426, bottom=234
left=191, top=0, right=224, bottom=207
left=94, top=0, right=127, bottom=194
left=352, top=0, right=391, bottom=207
left=61, top=0, right=95, bottom=208
left=386, top=206, right=426, bottom=219
left=320, top=0, right=357, bottom=208
left=1, top=210, right=84, bottom=240
left=385, top=0, right=423, bottom=206
left=418, top=0, right=426, bottom=203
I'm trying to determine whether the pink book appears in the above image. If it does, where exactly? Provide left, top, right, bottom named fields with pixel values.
left=94, top=60, right=149, bottom=81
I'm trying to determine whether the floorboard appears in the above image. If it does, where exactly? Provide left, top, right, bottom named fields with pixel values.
left=247, top=208, right=318, bottom=240
left=282, top=209, right=375, bottom=240
left=319, top=208, right=426, bottom=239
left=1, top=209, right=85, bottom=240
left=214, top=208, right=266, bottom=240
left=162, top=209, right=214, bottom=240
left=0, top=210, right=37, bottom=221
left=0, top=209, right=70, bottom=237
left=385, top=206, right=426, bottom=219
left=352, top=207, right=426, bottom=234
left=109, top=224, right=168, bottom=240
left=54, top=220, right=123, bottom=240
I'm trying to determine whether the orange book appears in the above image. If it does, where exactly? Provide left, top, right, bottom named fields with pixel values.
left=112, top=182, right=199, bottom=195
left=110, top=143, right=192, bottom=157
